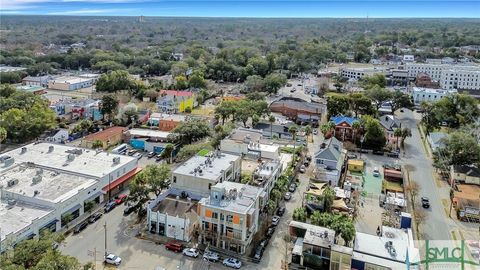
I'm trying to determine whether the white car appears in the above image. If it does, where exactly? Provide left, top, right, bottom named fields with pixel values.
left=271, top=215, right=280, bottom=226
left=373, top=167, right=380, bottom=177
left=223, top=258, right=242, bottom=269
left=104, top=253, right=122, bottom=266
left=182, top=248, right=199, bottom=258
left=203, top=251, right=220, bottom=262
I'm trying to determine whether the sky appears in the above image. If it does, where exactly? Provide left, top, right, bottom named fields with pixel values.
left=1, top=0, right=479, bottom=18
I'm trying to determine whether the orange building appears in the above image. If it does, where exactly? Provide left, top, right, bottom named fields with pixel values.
left=81, top=126, right=127, bottom=149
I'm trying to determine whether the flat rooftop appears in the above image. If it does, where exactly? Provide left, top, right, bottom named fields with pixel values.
left=0, top=142, right=136, bottom=178
left=200, top=181, right=262, bottom=214
left=174, top=152, right=240, bottom=181
left=412, top=87, right=458, bottom=94
left=0, top=163, right=97, bottom=204
left=289, top=220, right=335, bottom=247
left=354, top=227, right=410, bottom=263
left=51, top=76, right=93, bottom=84
left=0, top=201, right=53, bottom=240
left=151, top=195, right=197, bottom=217
left=150, top=113, right=186, bottom=122
left=127, top=128, right=171, bottom=139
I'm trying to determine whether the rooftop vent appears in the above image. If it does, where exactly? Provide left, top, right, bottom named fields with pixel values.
left=32, top=175, right=42, bottom=185
left=113, top=157, right=120, bottom=164
left=33, top=190, right=40, bottom=196
left=4, top=157, right=14, bottom=166
left=67, top=154, right=75, bottom=161
left=7, top=179, right=19, bottom=187
left=48, top=145, right=54, bottom=152
left=21, top=147, right=27, bottom=154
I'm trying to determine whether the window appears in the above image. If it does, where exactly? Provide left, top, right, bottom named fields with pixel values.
left=212, top=212, right=219, bottom=219
left=226, top=215, right=233, bottom=223
left=173, top=176, right=176, bottom=183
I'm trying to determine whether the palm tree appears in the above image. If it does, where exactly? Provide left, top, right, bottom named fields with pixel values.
left=320, top=123, right=330, bottom=135
left=327, top=121, right=336, bottom=137
left=393, top=128, right=402, bottom=150
left=288, top=125, right=298, bottom=150
left=351, top=121, right=360, bottom=143
left=304, top=125, right=312, bottom=137
left=161, top=143, right=175, bottom=163
left=400, top=127, right=412, bottom=148
left=268, top=115, right=276, bottom=138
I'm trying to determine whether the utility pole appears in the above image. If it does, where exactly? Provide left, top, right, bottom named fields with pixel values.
left=104, top=221, right=107, bottom=257
left=94, top=247, right=97, bottom=270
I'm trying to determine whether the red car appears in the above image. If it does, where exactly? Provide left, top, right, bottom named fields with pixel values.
left=165, top=241, right=183, bottom=253
left=114, top=194, right=127, bottom=205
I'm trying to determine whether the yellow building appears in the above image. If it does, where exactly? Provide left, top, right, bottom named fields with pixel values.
left=157, top=90, right=196, bottom=113
left=347, top=159, right=365, bottom=172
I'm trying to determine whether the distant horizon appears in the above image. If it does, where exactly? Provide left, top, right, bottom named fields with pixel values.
left=1, top=1, right=480, bottom=18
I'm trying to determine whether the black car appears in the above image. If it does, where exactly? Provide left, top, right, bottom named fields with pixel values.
left=421, top=197, right=430, bottom=208
left=372, top=150, right=384, bottom=156
left=104, top=201, right=116, bottom=213
left=266, top=226, right=275, bottom=238
left=387, top=152, right=399, bottom=158
left=276, top=207, right=286, bottom=216
left=88, top=212, right=102, bottom=223
left=74, top=221, right=88, bottom=234
left=123, top=205, right=135, bottom=215
left=253, top=246, right=264, bottom=261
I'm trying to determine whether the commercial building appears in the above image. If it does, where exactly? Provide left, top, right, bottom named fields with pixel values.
left=48, top=76, right=95, bottom=91
left=22, top=75, right=53, bottom=88
left=406, top=63, right=480, bottom=90
left=146, top=190, right=200, bottom=242
left=340, top=67, right=387, bottom=80
left=157, top=90, right=196, bottom=113
left=0, top=143, right=138, bottom=251
left=81, top=126, right=127, bottom=149
left=124, top=128, right=173, bottom=153
left=171, top=151, right=241, bottom=197
left=198, top=181, right=262, bottom=254
left=148, top=113, right=187, bottom=131
left=411, top=87, right=457, bottom=105
left=220, top=128, right=281, bottom=160
left=269, top=97, right=325, bottom=126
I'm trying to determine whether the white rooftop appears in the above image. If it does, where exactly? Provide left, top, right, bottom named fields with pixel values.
left=127, top=128, right=171, bottom=139
left=0, top=143, right=136, bottom=178
left=51, top=76, right=93, bottom=84
left=354, top=227, right=411, bottom=263
left=255, top=160, right=281, bottom=179
left=289, top=220, right=335, bottom=248
left=0, top=164, right=97, bottom=203
left=412, top=87, right=458, bottom=94
left=174, top=152, right=240, bottom=181
left=200, top=181, right=262, bottom=214
left=150, top=113, right=186, bottom=122
left=0, top=201, right=52, bottom=240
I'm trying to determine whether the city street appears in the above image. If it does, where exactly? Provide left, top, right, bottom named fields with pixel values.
left=397, top=109, right=455, bottom=240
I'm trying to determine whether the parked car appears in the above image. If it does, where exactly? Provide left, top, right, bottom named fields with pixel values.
left=165, top=241, right=183, bottom=252
left=123, top=205, right=135, bottom=215
left=147, top=152, right=156, bottom=158
left=313, top=129, right=318, bottom=135
left=73, top=221, right=88, bottom=234
left=104, top=201, right=116, bottom=213
left=421, top=197, right=430, bottom=208
left=289, top=183, right=296, bottom=192
left=266, top=226, right=275, bottom=238
left=307, top=183, right=320, bottom=191
left=284, top=192, right=292, bottom=201
left=290, top=88, right=296, bottom=93
left=183, top=248, right=199, bottom=258
left=276, top=207, right=286, bottom=216
left=104, top=254, right=122, bottom=266
left=271, top=215, right=280, bottom=226
left=305, top=155, right=312, bottom=162
left=114, top=194, right=128, bottom=205
left=203, top=251, right=220, bottom=262
left=223, top=258, right=242, bottom=269
left=88, top=212, right=102, bottom=223
left=387, top=152, right=399, bottom=158
left=347, top=153, right=358, bottom=159
left=127, top=150, right=136, bottom=156
left=372, top=150, right=384, bottom=156
left=253, top=246, right=263, bottom=261
left=303, top=160, right=310, bottom=167
left=155, top=155, right=163, bottom=162
left=373, top=168, right=380, bottom=177
left=299, top=165, right=306, bottom=173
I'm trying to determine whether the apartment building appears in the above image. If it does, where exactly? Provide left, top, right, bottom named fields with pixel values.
left=406, top=63, right=480, bottom=90
left=411, top=87, right=457, bottom=105
left=198, top=182, right=262, bottom=254
left=340, top=67, right=387, bottom=80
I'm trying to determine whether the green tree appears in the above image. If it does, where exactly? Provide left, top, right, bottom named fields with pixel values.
left=92, top=60, right=126, bottom=73
left=365, top=85, right=392, bottom=112
left=321, top=186, right=335, bottom=212
left=176, top=142, right=213, bottom=162
left=244, top=75, right=265, bottom=92
left=100, top=94, right=119, bottom=121
left=351, top=121, right=361, bottom=143
left=161, top=143, right=175, bottom=163
left=170, top=61, right=189, bottom=77
left=268, top=115, right=276, bottom=138
left=361, top=73, right=387, bottom=89
left=362, top=115, right=386, bottom=150
left=349, top=92, right=375, bottom=117
left=288, top=125, right=298, bottom=146
left=33, top=250, right=81, bottom=270
left=91, top=140, right=103, bottom=149
left=0, top=127, right=7, bottom=143
left=394, top=128, right=402, bottom=150
left=96, top=70, right=134, bottom=92
left=391, top=90, right=413, bottom=113
left=292, top=207, right=307, bottom=222
left=433, top=131, right=480, bottom=168
left=171, top=120, right=211, bottom=144
left=327, top=94, right=350, bottom=118
left=175, top=75, right=189, bottom=90
left=0, top=84, right=17, bottom=98
left=141, top=164, right=172, bottom=196
left=264, top=73, right=287, bottom=93
left=420, top=101, right=439, bottom=136
left=251, top=114, right=260, bottom=128
left=434, top=94, right=479, bottom=128
left=399, top=127, right=412, bottom=148
left=188, top=72, right=206, bottom=89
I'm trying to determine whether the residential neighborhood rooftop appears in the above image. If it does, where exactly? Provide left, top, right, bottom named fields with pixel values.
left=83, top=126, right=127, bottom=142
left=126, top=128, right=171, bottom=139
left=200, top=181, right=262, bottom=214
left=174, top=151, right=240, bottom=180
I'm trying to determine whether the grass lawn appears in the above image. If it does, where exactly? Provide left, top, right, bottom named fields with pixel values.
left=197, top=149, right=210, bottom=156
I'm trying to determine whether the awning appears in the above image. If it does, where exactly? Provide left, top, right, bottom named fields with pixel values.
left=63, top=204, right=81, bottom=214
left=41, top=219, right=59, bottom=229
left=103, top=167, right=142, bottom=192
left=85, top=191, right=104, bottom=201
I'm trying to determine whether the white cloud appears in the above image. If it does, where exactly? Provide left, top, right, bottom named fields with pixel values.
left=47, top=8, right=126, bottom=15
left=0, top=0, right=146, bottom=10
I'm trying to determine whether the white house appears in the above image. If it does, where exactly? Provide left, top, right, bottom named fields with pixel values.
left=411, top=87, right=457, bottom=105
